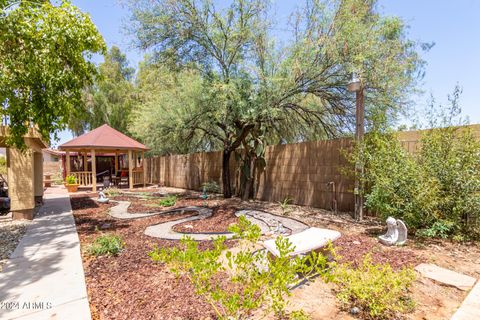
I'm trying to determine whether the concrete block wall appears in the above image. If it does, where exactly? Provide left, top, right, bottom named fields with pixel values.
left=145, top=138, right=355, bottom=212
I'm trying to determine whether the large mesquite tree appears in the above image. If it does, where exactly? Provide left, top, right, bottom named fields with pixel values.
left=0, top=0, right=105, bottom=147
left=128, top=0, right=425, bottom=198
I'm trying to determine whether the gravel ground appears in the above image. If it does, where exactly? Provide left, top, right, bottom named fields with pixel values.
left=0, top=219, right=31, bottom=271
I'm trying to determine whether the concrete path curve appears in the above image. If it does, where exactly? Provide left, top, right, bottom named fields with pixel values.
left=0, top=186, right=91, bottom=320
left=104, top=198, right=309, bottom=241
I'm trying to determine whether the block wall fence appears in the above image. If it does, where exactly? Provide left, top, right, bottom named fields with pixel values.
left=145, top=138, right=355, bottom=212
left=144, top=124, right=480, bottom=213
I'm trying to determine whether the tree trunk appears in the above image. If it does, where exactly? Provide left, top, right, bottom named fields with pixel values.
left=242, top=157, right=255, bottom=201
left=222, top=149, right=232, bottom=198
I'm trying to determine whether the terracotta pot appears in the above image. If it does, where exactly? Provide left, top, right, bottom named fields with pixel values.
left=65, top=184, right=79, bottom=193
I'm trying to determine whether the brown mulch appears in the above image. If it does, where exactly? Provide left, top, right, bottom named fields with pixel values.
left=71, top=196, right=229, bottom=320
left=110, top=194, right=218, bottom=214
left=334, top=234, right=425, bottom=270
left=173, top=206, right=240, bottom=234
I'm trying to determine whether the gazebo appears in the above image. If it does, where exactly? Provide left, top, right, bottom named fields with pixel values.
left=59, top=124, right=149, bottom=190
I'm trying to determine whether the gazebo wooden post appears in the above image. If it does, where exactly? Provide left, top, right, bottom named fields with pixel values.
left=66, top=151, right=71, bottom=177
left=142, top=151, right=146, bottom=188
left=114, top=151, right=119, bottom=173
left=83, top=152, right=88, bottom=171
left=128, top=149, right=133, bottom=190
left=91, top=149, right=96, bottom=191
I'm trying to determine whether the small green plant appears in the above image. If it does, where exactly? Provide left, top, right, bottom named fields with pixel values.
left=104, top=187, right=122, bottom=197
left=331, top=254, right=416, bottom=319
left=87, top=234, right=124, bottom=256
left=52, top=172, right=64, bottom=185
left=0, top=156, right=6, bottom=175
left=278, top=196, right=294, bottom=216
left=202, top=181, right=220, bottom=194
left=158, top=195, right=177, bottom=207
left=65, top=174, right=77, bottom=185
left=150, top=215, right=334, bottom=319
left=416, top=220, right=456, bottom=239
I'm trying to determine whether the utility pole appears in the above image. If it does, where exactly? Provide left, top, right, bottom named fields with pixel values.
left=348, top=74, right=364, bottom=221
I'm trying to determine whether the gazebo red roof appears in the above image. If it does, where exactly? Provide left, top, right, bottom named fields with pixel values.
left=59, top=124, right=149, bottom=151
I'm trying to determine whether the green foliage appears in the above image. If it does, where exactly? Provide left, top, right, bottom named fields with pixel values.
left=150, top=215, right=335, bottom=319
left=65, top=175, right=77, bottom=185
left=416, top=220, right=455, bottom=239
left=278, top=197, right=294, bottom=216
left=332, top=255, right=416, bottom=319
left=73, top=46, right=135, bottom=135
left=0, top=156, right=6, bottom=175
left=87, top=234, right=124, bottom=257
left=104, top=187, right=122, bottom=197
left=202, top=181, right=220, bottom=194
left=127, top=0, right=424, bottom=198
left=158, top=195, right=176, bottom=207
left=356, top=92, right=480, bottom=239
left=0, top=0, right=105, bottom=148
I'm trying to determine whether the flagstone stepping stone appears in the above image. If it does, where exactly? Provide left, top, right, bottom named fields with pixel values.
left=415, top=263, right=477, bottom=291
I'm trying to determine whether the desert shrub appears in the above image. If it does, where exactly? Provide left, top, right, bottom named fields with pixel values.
left=158, top=195, right=177, bottom=206
left=359, top=129, right=438, bottom=228
left=417, top=127, right=480, bottom=238
left=202, top=181, right=220, bottom=193
left=332, top=255, right=416, bottom=319
left=353, top=112, right=480, bottom=239
left=150, top=216, right=333, bottom=319
left=104, top=187, right=122, bottom=197
left=278, top=196, right=294, bottom=216
left=87, top=234, right=124, bottom=256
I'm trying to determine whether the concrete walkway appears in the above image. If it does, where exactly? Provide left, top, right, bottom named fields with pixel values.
left=0, top=186, right=91, bottom=320
left=451, top=280, right=480, bottom=319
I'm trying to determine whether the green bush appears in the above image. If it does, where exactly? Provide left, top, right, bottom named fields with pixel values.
left=355, top=125, right=480, bottom=239
left=418, top=127, right=480, bottom=238
left=0, top=156, right=6, bottom=175
left=65, top=174, right=77, bottom=185
left=202, top=181, right=220, bottom=193
left=158, top=195, right=177, bottom=207
left=104, top=187, right=122, bottom=197
left=332, top=255, right=416, bottom=319
left=150, top=216, right=333, bottom=319
left=87, top=234, right=124, bottom=256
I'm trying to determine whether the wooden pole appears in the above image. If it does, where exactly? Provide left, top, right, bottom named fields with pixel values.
left=354, top=88, right=365, bottom=221
left=128, top=149, right=133, bottom=190
left=115, top=151, right=119, bottom=172
left=66, top=151, right=71, bottom=177
left=142, top=151, right=146, bottom=188
left=91, top=149, right=96, bottom=191
left=83, top=152, right=88, bottom=171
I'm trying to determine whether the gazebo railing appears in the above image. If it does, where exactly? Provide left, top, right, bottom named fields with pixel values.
left=132, top=170, right=144, bottom=186
left=71, top=171, right=93, bottom=186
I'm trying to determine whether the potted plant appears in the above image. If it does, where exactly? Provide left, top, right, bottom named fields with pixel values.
left=65, top=174, right=79, bottom=192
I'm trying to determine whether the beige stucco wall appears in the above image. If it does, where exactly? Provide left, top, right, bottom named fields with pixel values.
left=7, top=148, right=35, bottom=213
left=34, top=151, right=43, bottom=198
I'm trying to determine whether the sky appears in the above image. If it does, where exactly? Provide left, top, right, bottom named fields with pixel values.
left=53, top=0, right=480, bottom=146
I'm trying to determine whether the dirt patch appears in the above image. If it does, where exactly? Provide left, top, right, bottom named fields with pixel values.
left=173, top=206, right=239, bottom=234
left=334, top=234, right=424, bottom=270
